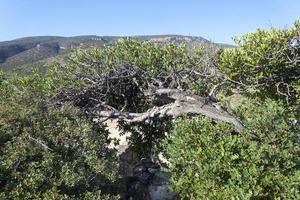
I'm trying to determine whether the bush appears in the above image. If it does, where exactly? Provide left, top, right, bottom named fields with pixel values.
left=62, top=39, right=219, bottom=157
left=219, top=20, right=300, bottom=111
left=163, top=100, right=300, bottom=199
left=0, top=39, right=214, bottom=198
left=0, top=70, right=119, bottom=199
left=67, top=38, right=219, bottom=95
left=1, top=29, right=299, bottom=199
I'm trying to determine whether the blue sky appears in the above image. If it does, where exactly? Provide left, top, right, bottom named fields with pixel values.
left=0, top=0, right=299, bottom=44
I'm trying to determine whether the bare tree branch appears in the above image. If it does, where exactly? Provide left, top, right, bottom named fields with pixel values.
left=92, top=89, right=243, bottom=131
left=54, top=59, right=244, bottom=132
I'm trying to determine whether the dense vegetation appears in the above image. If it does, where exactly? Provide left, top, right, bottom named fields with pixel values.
left=220, top=20, right=300, bottom=112
left=163, top=20, right=300, bottom=199
left=0, top=69, right=119, bottom=199
left=0, top=21, right=299, bottom=199
left=163, top=100, right=299, bottom=199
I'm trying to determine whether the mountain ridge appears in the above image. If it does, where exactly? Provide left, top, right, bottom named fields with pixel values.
left=0, top=35, right=234, bottom=72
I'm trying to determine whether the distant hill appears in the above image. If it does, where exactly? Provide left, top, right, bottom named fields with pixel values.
left=0, top=35, right=234, bottom=72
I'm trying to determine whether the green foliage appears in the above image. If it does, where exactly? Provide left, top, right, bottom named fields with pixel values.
left=1, top=39, right=211, bottom=198
left=219, top=20, right=300, bottom=110
left=163, top=100, right=300, bottom=199
left=66, top=39, right=217, bottom=95
left=63, top=39, right=216, bottom=156
left=0, top=70, right=119, bottom=199
left=69, top=39, right=189, bottom=74
left=1, top=28, right=299, bottom=199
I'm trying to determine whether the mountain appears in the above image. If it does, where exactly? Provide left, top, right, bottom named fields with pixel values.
left=0, top=35, right=234, bottom=72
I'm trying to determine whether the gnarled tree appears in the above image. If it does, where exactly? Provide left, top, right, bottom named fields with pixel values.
left=53, top=39, right=244, bottom=157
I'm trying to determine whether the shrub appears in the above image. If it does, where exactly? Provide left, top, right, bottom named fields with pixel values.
left=67, top=38, right=219, bottom=95
left=0, top=70, right=119, bottom=199
left=62, top=39, right=219, bottom=157
left=219, top=20, right=300, bottom=112
left=163, top=100, right=300, bottom=199
left=0, top=40, right=214, bottom=198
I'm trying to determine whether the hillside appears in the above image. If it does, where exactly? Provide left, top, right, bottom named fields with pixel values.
left=0, top=35, right=233, bottom=72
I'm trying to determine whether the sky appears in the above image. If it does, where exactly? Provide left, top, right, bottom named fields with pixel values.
left=0, top=0, right=299, bottom=44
